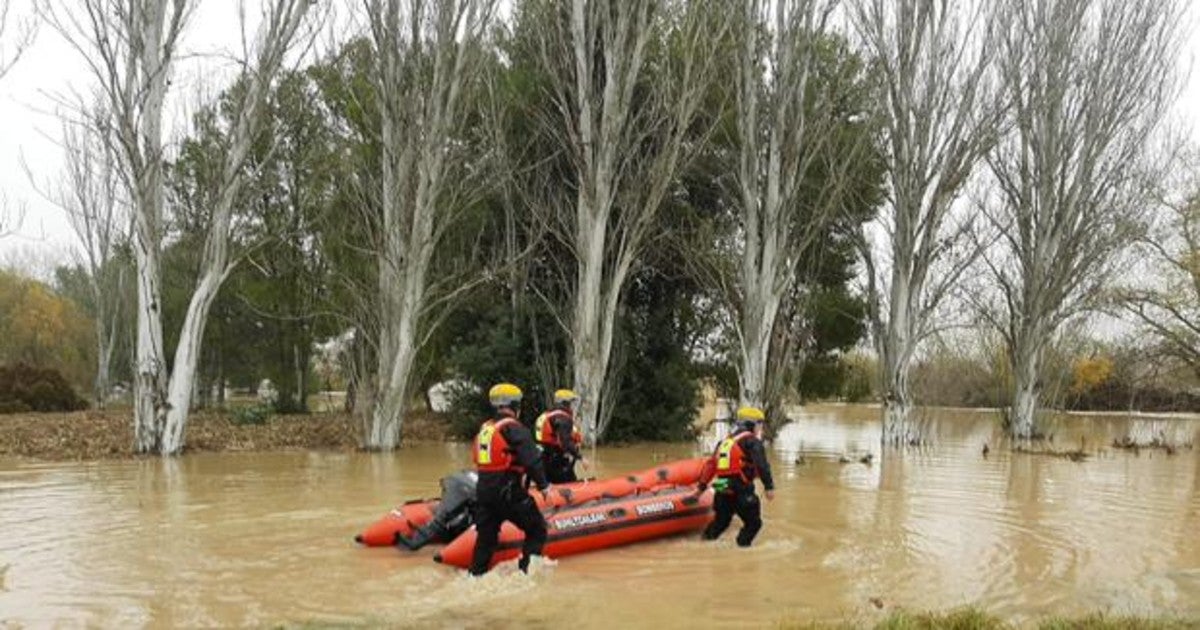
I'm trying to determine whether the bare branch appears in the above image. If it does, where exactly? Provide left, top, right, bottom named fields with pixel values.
left=0, top=0, right=37, bottom=80
left=848, top=0, right=1003, bottom=444
left=982, top=0, right=1184, bottom=438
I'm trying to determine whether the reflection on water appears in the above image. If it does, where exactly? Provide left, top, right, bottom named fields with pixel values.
left=1, top=405, right=1198, bottom=628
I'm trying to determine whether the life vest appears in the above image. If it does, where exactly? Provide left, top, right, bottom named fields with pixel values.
left=713, top=431, right=755, bottom=482
left=535, top=409, right=583, bottom=449
left=474, top=417, right=522, bottom=473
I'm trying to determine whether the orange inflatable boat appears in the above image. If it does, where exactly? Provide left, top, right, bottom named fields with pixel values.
left=433, top=485, right=714, bottom=570
left=355, top=497, right=444, bottom=546
left=355, top=458, right=707, bottom=547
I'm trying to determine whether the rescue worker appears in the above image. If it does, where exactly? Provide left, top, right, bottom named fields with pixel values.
left=470, top=383, right=552, bottom=576
left=534, top=388, right=589, bottom=483
left=697, top=406, right=775, bottom=547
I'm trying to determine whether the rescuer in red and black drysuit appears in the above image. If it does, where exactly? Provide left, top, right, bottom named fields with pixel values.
left=697, top=406, right=776, bottom=547
left=534, top=388, right=589, bottom=483
left=469, top=383, right=552, bottom=576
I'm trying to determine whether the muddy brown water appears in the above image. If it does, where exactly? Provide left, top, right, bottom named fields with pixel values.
left=1, top=405, right=1198, bottom=628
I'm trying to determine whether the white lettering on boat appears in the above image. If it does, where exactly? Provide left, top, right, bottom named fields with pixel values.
left=552, top=512, right=608, bottom=531
left=635, top=501, right=675, bottom=517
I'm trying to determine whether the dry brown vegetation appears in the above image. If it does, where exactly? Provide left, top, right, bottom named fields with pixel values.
left=0, top=409, right=453, bottom=460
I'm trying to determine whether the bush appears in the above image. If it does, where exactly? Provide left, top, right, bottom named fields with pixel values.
left=0, top=400, right=32, bottom=414
left=0, top=363, right=88, bottom=413
left=1068, top=380, right=1200, bottom=413
left=230, top=404, right=273, bottom=426
left=446, top=381, right=492, bottom=439
left=840, top=353, right=876, bottom=402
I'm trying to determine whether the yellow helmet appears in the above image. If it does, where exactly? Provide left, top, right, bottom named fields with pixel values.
left=553, top=389, right=579, bottom=405
left=736, top=406, right=766, bottom=422
left=488, top=383, right=523, bottom=407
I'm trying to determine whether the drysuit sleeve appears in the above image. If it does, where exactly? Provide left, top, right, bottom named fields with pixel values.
left=554, top=417, right=582, bottom=459
left=747, top=439, right=775, bottom=491
left=503, top=423, right=550, bottom=491
left=696, top=457, right=716, bottom=491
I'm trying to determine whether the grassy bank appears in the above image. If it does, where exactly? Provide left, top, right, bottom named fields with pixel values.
left=779, top=609, right=1200, bottom=630
left=276, top=609, right=1200, bottom=630
left=0, top=409, right=454, bottom=460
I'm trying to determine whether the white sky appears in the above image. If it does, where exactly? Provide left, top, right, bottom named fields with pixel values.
left=2, top=1, right=1200, bottom=275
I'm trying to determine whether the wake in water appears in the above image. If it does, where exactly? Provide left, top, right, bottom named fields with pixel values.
left=379, top=557, right=559, bottom=627
left=673, top=535, right=805, bottom=556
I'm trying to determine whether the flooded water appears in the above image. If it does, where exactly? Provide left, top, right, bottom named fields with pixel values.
left=1, top=405, right=1199, bottom=628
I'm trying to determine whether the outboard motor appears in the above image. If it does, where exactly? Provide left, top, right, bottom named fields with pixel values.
left=396, top=471, right=478, bottom=550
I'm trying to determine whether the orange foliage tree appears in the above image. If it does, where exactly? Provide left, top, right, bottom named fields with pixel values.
left=0, top=270, right=94, bottom=390
left=1070, top=356, right=1114, bottom=395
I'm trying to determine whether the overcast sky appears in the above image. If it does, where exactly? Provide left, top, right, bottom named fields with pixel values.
left=0, top=0, right=289, bottom=274
left=2, top=1, right=1200, bottom=276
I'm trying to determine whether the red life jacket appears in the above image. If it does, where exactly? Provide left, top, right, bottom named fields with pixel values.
left=713, top=431, right=755, bottom=482
left=474, top=417, right=522, bottom=473
left=535, top=409, right=582, bottom=449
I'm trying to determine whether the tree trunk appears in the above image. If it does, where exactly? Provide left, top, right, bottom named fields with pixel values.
left=124, top=0, right=176, bottom=454
left=93, top=311, right=112, bottom=410
left=366, top=258, right=423, bottom=449
left=367, top=334, right=415, bottom=449
left=295, top=341, right=308, bottom=414
left=161, top=270, right=223, bottom=454
left=880, top=331, right=916, bottom=445
left=880, top=267, right=918, bottom=445
left=572, top=202, right=612, bottom=443
left=1009, top=330, right=1043, bottom=439
left=133, top=234, right=168, bottom=453
left=738, top=297, right=775, bottom=409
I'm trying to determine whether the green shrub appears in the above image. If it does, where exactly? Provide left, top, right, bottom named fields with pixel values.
left=231, top=404, right=273, bottom=426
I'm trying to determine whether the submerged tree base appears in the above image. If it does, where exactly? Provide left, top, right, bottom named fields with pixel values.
left=1013, top=445, right=1089, bottom=462
left=1112, top=435, right=1195, bottom=456
left=779, top=608, right=1200, bottom=629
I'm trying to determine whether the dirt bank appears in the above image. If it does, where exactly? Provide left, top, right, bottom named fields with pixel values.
left=0, top=409, right=454, bottom=460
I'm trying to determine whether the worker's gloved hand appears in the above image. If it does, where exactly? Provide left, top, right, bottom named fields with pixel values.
left=765, top=490, right=775, bottom=501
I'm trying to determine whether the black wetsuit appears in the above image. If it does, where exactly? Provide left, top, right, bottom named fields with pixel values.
left=470, top=415, right=550, bottom=575
left=541, top=411, right=583, bottom=484
left=702, top=434, right=775, bottom=547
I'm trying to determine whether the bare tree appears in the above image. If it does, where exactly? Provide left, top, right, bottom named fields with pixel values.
left=44, top=109, right=129, bottom=409
left=525, top=0, right=726, bottom=442
left=1122, top=147, right=1200, bottom=378
left=45, top=0, right=191, bottom=453
left=358, top=0, right=497, bottom=450
left=702, top=0, right=877, bottom=422
left=849, top=0, right=1001, bottom=446
left=46, top=0, right=317, bottom=454
left=0, top=0, right=37, bottom=80
left=983, top=0, right=1182, bottom=439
